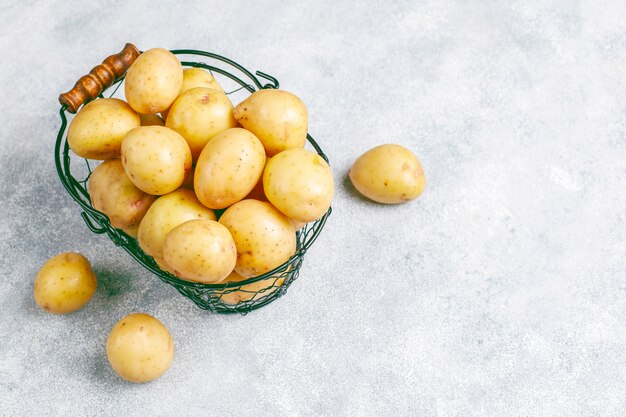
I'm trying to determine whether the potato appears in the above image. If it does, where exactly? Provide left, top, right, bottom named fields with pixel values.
left=263, top=149, right=334, bottom=223
left=233, top=89, right=307, bottom=156
left=163, top=220, right=236, bottom=283
left=349, top=144, right=426, bottom=204
left=121, top=126, right=192, bottom=195
left=181, top=68, right=224, bottom=94
left=88, top=159, right=156, bottom=230
left=194, top=128, right=266, bottom=209
left=217, top=271, right=284, bottom=305
left=137, top=189, right=216, bottom=260
left=124, top=48, right=183, bottom=114
left=165, top=87, right=237, bottom=160
left=106, top=313, right=174, bottom=383
left=290, top=219, right=307, bottom=231
left=219, top=199, right=296, bottom=278
left=139, top=113, right=165, bottom=126
left=67, top=98, right=140, bottom=160
left=33, top=252, right=97, bottom=314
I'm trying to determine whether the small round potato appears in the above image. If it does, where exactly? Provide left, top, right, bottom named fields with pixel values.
left=194, top=128, right=266, bottom=209
left=349, top=144, right=426, bottom=204
left=139, top=113, right=165, bottom=126
left=88, top=159, right=156, bottom=230
left=181, top=68, right=225, bottom=94
left=165, top=87, right=238, bottom=160
left=106, top=313, right=174, bottom=383
left=67, top=98, right=140, bottom=160
left=33, top=252, right=97, bottom=314
left=163, top=220, right=237, bottom=284
left=219, top=199, right=296, bottom=278
left=217, top=271, right=284, bottom=305
left=263, top=149, right=334, bottom=223
left=233, top=89, right=308, bottom=156
left=121, top=126, right=192, bottom=195
left=124, top=48, right=183, bottom=114
left=244, top=175, right=268, bottom=201
left=137, top=189, right=216, bottom=260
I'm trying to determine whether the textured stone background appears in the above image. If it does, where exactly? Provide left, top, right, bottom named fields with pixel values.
left=1, top=1, right=625, bottom=416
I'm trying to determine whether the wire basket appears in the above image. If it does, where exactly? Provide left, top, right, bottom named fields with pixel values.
left=55, top=47, right=331, bottom=314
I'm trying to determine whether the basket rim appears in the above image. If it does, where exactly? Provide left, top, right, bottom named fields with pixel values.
left=55, top=49, right=332, bottom=292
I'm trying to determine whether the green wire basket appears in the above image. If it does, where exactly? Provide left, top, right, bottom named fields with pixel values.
left=55, top=45, right=331, bottom=314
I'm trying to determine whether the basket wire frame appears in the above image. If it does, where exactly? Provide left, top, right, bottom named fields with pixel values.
left=55, top=49, right=331, bottom=314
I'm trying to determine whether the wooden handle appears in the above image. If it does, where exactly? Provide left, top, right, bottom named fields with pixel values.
left=59, top=43, right=140, bottom=113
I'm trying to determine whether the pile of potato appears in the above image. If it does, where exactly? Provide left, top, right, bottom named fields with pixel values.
left=36, top=46, right=428, bottom=384
left=67, top=48, right=334, bottom=288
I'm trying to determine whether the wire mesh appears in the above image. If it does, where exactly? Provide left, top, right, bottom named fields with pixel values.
left=55, top=50, right=331, bottom=314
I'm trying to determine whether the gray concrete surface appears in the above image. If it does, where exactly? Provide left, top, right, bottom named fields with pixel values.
left=1, top=1, right=625, bottom=416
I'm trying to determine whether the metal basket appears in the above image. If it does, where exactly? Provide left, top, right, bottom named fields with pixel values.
left=55, top=48, right=331, bottom=314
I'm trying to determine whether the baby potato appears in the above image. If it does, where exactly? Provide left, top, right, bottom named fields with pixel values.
left=124, top=48, right=183, bottom=114
left=121, top=126, right=192, bottom=195
left=219, top=199, right=296, bottom=278
left=137, top=189, right=216, bottom=260
left=163, top=220, right=237, bottom=284
left=263, top=149, right=334, bottom=223
left=244, top=175, right=268, bottom=201
left=106, top=313, right=174, bottom=383
left=67, top=98, right=140, bottom=160
left=165, top=87, right=238, bottom=160
left=33, top=252, right=97, bottom=314
left=217, top=270, right=284, bottom=305
left=233, top=89, right=307, bottom=156
left=88, top=159, right=156, bottom=230
left=181, top=68, right=224, bottom=94
left=349, top=144, right=426, bottom=204
left=139, top=113, right=165, bottom=126
left=194, top=128, right=266, bottom=209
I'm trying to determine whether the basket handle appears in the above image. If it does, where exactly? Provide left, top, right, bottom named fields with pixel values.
left=59, top=43, right=140, bottom=113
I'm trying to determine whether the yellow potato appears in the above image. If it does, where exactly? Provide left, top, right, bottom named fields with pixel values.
left=106, top=313, right=174, bottom=383
left=219, top=199, right=296, bottom=278
left=165, top=87, right=237, bottom=160
left=67, top=98, right=140, bottom=160
left=194, top=128, right=266, bottom=209
left=181, top=68, right=224, bottom=94
left=33, top=252, right=97, bottom=314
left=137, top=189, right=216, bottom=260
left=263, top=149, right=334, bottom=223
left=233, top=89, right=307, bottom=156
left=121, top=126, right=192, bottom=195
left=349, top=144, right=426, bottom=204
left=139, top=113, right=165, bottom=126
left=163, top=220, right=236, bottom=283
left=88, top=159, right=156, bottom=230
left=124, top=48, right=183, bottom=114
left=217, top=270, right=284, bottom=305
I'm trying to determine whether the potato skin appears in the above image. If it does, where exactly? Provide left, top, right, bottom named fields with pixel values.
left=106, top=313, right=174, bottom=383
left=88, top=159, right=156, bottom=230
left=181, top=68, right=224, bottom=94
left=33, top=252, right=97, bottom=314
left=121, top=126, right=192, bottom=195
left=263, top=149, right=334, bottom=223
left=137, top=189, right=216, bottom=260
left=67, top=98, right=140, bottom=160
left=233, top=89, right=307, bottom=156
left=165, top=87, right=238, bottom=160
left=217, top=270, right=284, bottom=305
left=124, top=48, right=183, bottom=114
left=219, top=199, right=296, bottom=278
left=194, top=128, right=266, bottom=209
left=349, top=144, right=426, bottom=204
left=163, top=220, right=236, bottom=284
